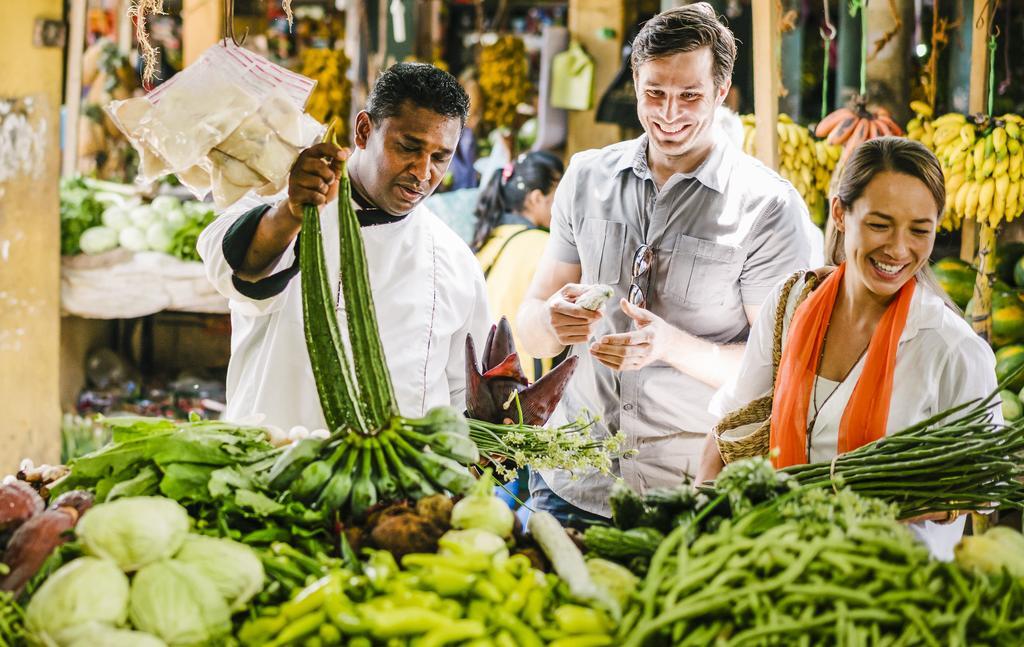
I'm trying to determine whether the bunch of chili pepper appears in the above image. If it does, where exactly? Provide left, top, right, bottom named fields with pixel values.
left=239, top=547, right=616, bottom=647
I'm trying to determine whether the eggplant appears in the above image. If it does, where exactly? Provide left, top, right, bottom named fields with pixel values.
left=0, top=480, right=44, bottom=533
left=0, top=506, right=78, bottom=594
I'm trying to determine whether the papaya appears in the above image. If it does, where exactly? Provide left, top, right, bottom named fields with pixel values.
left=932, top=257, right=976, bottom=308
left=995, top=344, right=1024, bottom=392
left=1014, top=255, right=1024, bottom=288
left=1000, top=390, right=1023, bottom=421
left=965, top=290, right=1024, bottom=348
left=995, top=241, right=1024, bottom=285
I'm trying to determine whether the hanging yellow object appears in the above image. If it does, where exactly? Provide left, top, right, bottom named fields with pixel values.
left=550, top=41, right=595, bottom=111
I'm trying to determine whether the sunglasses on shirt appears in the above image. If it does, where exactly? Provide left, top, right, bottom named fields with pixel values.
left=628, top=244, right=654, bottom=309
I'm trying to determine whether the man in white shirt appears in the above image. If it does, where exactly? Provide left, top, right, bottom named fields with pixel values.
left=198, top=63, right=492, bottom=431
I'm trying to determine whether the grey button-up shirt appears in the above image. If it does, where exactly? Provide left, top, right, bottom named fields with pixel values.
left=540, top=134, right=812, bottom=516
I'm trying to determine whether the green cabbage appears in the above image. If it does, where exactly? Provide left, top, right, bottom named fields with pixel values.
left=58, top=621, right=167, bottom=647
left=79, top=226, right=120, bottom=255
left=77, top=497, right=190, bottom=572
left=118, top=226, right=149, bottom=252
left=145, top=222, right=174, bottom=253
left=174, top=535, right=265, bottom=610
left=25, top=557, right=130, bottom=645
left=129, top=560, right=232, bottom=645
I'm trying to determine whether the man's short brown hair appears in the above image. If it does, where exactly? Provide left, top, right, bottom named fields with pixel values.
left=630, top=2, right=737, bottom=89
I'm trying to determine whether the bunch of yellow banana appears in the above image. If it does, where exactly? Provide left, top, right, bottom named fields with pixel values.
left=741, top=114, right=841, bottom=227
left=300, top=48, right=352, bottom=140
left=479, top=35, right=531, bottom=131
left=925, top=111, right=1024, bottom=231
left=906, top=100, right=937, bottom=149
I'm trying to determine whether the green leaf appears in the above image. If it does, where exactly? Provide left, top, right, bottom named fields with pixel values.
left=159, top=463, right=217, bottom=502
left=106, top=465, right=161, bottom=500
left=234, top=489, right=285, bottom=516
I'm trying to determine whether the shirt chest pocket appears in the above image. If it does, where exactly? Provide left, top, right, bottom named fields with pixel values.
left=578, top=219, right=625, bottom=284
left=664, top=234, right=743, bottom=306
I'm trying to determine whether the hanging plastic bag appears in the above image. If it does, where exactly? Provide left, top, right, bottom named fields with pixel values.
left=106, top=41, right=324, bottom=209
left=549, top=41, right=595, bottom=111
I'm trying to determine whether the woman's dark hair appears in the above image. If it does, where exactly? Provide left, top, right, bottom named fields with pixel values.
left=471, top=151, right=564, bottom=252
left=366, top=62, right=470, bottom=126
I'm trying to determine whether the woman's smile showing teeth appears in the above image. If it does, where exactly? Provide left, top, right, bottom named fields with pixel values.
left=869, top=257, right=907, bottom=279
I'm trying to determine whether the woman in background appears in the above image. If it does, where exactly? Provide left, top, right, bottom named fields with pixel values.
left=473, top=151, right=564, bottom=382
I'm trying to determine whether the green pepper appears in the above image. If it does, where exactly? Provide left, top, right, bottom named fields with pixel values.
left=363, top=606, right=451, bottom=637
left=268, top=611, right=326, bottom=647
left=495, top=631, right=518, bottom=647
left=494, top=609, right=544, bottom=647
left=303, top=638, right=323, bottom=647
left=473, top=578, right=503, bottom=603
left=282, top=574, right=339, bottom=620
left=467, top=599, right=491, bottom=622
left=323, top=586, right=365, bottom=634
left=438, top=598, right=464, bottom=620
left=502, top=570, right=537, bottom=615
left=523, top=588, right=548, bottom=629
left=417, top=619, right=487, bottom=647
left=548, top=635, right=614, bottom=647
left=418, top=565, right=477, bottom=596
left=365, top=550, right=400, bottom=591
left=348, top=638, right=372, bottom=647
left=237, top=614, right=288, bottom=646
left=318, top=623, right=342, bottom=645
left=553, top=605, right=610, bottom=635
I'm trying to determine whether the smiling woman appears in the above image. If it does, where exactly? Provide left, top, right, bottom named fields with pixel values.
left=704, top=137, right=999, bottom=560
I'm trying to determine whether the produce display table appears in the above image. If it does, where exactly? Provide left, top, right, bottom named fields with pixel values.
left=60, top=250, right=228, bottom=319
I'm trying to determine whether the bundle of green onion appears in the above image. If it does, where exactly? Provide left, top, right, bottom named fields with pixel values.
left=782, top=395, right=1024, bottom=518
left=467, top=417, right=628, bottom=480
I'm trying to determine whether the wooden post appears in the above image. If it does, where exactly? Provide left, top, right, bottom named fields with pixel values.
left=865, top=0, right=914, bottom=126
left=961, top=0, right=992, bottom=265
left=182, top=0, right=224, bottom=68
left=117, top=0, right=133, bottom=54
left=565, top=0, right=627, bottom=157
left=61, top=0, right=87, bottom=177
left=0, top=0, right=64, bottom=473
left=751, top=0, right=780, bottom=169
left=967, top=0, right=995, bottom=342
left=966, top=0, right=996, bottom=535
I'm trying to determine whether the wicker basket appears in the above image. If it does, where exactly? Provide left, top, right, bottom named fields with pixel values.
left=713, top=271, right=821, bottom=464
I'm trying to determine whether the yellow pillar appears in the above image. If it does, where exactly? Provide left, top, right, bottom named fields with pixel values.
left=183, top=0, right=225, bottom=67
left=751, top=0, right=781, bottom=170
left=566, top=0, right=629, bottom=157
left=0, top=0, right=64, bottom=472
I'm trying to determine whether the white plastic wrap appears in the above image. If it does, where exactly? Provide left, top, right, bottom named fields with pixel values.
left=106, top=41, right=324, bottom=209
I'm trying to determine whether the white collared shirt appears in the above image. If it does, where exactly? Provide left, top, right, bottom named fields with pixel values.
left=710, top=270, right=1000, bottom=560
left=198, top=198, right=492, bottom=431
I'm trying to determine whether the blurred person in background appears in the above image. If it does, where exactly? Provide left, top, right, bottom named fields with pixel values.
left=473, top=151, right=565, bottom=382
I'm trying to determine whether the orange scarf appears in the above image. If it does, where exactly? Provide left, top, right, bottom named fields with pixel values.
left=769, top=262, right=916, bottom=468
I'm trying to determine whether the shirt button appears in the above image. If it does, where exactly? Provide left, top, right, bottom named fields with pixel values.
left=623, top=403, right=634, bottom=411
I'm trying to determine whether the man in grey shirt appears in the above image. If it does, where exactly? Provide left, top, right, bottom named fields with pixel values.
left=516, top=2, right=812, bottom=525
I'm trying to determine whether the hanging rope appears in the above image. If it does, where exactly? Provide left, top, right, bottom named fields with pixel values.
left=868, top=0, right=903, bottom=62
left=987, top=31, right=998, bottom=117
left=999, top=2, right=1011, bottom=96
left=820, top=0, right=836, bottom=120
left=849, top=0, right=867, bottom=97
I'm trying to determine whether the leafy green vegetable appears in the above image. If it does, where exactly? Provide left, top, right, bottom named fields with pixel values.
left=129, top=560, right=232, bottom=645
left=60, top=176, right=106, bottom=256
left=76, top=497, right=190, bottom=572
left=59, top=622, right=167, bottom=647
left=174, top=535, right=265, bottom=611
left=25, top=557, right=130, bottom=645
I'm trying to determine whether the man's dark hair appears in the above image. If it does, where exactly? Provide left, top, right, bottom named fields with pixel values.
left=365, top=62, right=470, bottom=126
left=630, top=2, right=737, bottom=89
